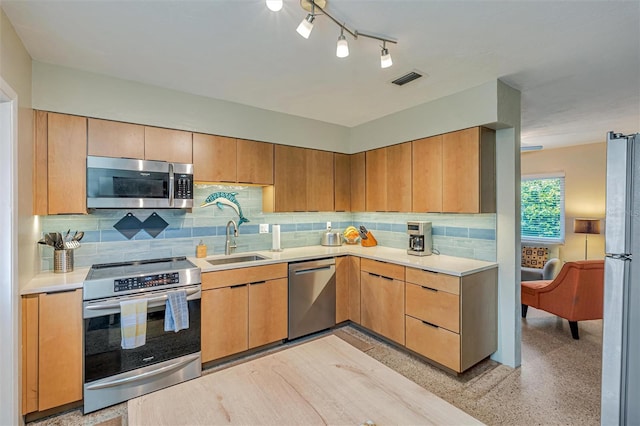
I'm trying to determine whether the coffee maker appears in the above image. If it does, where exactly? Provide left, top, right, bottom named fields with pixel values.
left=407, top=221, right=433, bottom=256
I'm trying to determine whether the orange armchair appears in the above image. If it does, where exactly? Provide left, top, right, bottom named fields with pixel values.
left=521, top=260, right=604, bottom=339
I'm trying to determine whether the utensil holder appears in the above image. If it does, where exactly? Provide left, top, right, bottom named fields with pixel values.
left=54, top=249, right=74, bottom=273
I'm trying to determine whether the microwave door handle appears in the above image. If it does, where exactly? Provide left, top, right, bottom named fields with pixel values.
left=168, top=163, right=175, bottom=207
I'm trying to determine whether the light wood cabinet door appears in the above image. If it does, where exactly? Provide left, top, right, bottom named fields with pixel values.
left=237, top=139, right=274, bottom=185
left=442, top=127, right=495, bottom=213
left=33, top=110, right=48, bottom=215
left=412, top=135, right=443, bottom=212
left=47, top=113, right=87, bottom=214
left=335, top=256, right=349, bottom=323
left=348, top=256, right=361, bottom=323
left=201, top=285, right=249, bottom=363
left=22, top=295, right=39, bottom=415
left=365, top=147, right=387, bottom=211
left=88, top=118, right=144, bottom=159
left=248, top=278, right=288, bottom=348
left=386, top=142, right=412, bottom=212
left=405, top=282, right=460, bottom=333
left=350, top=152, right=366, bottom=212
left=274, top=145, right=307, bottom=212
left=360, top=271, right=405, bottom=345
left=38, top=290, right=82, bottom=411
left=144, top=126, right=193, bottom=164
left=334, top=153, right=350, bottom=212
left=306, top=149, right=334, bottom=211
left=193, top=133, right=237, bottom=182
left=406, top=315, right=460, bottom=371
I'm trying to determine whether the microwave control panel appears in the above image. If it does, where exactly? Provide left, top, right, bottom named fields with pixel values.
left=114, top=272, right=180, bottom=292
left=175, top=174, right=193, bottom=200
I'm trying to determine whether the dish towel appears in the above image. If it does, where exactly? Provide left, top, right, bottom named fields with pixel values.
left=165, top=290, right=189, bottom=332
left=120, top=298, right=148, bottom=349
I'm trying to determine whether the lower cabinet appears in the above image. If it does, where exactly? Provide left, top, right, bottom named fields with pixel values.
left=335, top=256, right=349, bottom=323
left=201, top=264, right=288, bottom=363
left=22, top=290, right=83, bottom=415
left=404, top=267, right=497, bottom=372
left=360, top=259, right=405, bottom=345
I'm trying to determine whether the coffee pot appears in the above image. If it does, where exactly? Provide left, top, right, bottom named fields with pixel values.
left=407, top=221, right=433, bottom=256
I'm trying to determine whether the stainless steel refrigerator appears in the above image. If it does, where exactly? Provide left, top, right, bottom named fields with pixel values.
left=601, top=131, right=639, bottom=425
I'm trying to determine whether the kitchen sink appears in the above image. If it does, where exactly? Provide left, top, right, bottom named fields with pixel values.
left=206, top=254, right=269, bottom=266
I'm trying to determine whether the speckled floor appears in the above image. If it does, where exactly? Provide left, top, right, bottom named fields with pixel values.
left=28, top=307, right=602, bottom=426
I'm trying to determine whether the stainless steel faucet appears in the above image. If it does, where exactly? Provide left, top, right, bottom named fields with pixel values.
left=225, top=220, right=238, bottom=255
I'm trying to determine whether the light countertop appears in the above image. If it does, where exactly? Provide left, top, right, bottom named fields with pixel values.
left=21, top=245, right=497, bottom=295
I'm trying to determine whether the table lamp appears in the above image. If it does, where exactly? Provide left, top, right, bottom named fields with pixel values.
left=573, top=218, right=601, bottom=260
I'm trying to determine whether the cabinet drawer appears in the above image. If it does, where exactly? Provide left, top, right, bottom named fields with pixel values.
left=360, top=258, right=404, bottom=281
left=405, top=282, right=460, bottom=333
left=202, top=263, right=287, bottom=290
left=405, top=315, right=460, bottom=372
left=405, top=267, right=459, bottom=295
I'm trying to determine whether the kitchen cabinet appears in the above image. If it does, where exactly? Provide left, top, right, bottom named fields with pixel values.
left=21, top=290, right=83, bottom=414
left=404, top=266, right=497, bottom=372
left=144, top=126, right=193, bottom=164
left=34, top=112, right=87, bottom=215
left=335, top=256, right=349, bottom=323
left=201, top=263, right=288, bottom=363
left=273, top=145, right=334, bottom=212
left=350, top=153, right=366, bottom=212
left=442, top=127, right=496, bottom=213
left=365, top=143, right=411, bottom=212
left=412, top=135, right=443, bottom=212
left=348, top=256, right=361, bottom=323
left=87, top=118, right=145, bottom=159
left=193, top=133, right=237, bottom=182
left=360, top=258, right=405, bottom=345
left=334, top=154, right=351, bottom=212
left=237, top=139, right=274, bottom=185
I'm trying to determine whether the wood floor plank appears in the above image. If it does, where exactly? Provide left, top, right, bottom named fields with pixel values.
left=128, top=335, right=482, bottom=425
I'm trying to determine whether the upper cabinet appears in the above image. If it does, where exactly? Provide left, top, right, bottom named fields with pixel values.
left=193, top=134, right=237, bottom=182
left=442, top=127, right=496, bottom=213
left=88, top=118, right=145, bottom=159
left=272, top=145, right=334, bottom=212
left=34, top=111, right=87, bottom=215
left=144, top=126, right=193, bottom=164
left=350, top=152, right=366, bottom=212
left=365, top=143, right=411, bottom=212
left=237, top=139, right=274, bottom=185
left=334, top=153, right=350, bottom=212
left=412, top=135, right=443, bottom=212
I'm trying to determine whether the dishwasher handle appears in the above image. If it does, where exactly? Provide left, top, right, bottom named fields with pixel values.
left=288, top=258, right=336, bottom=275
left=293, top=265, right=333, bottom=275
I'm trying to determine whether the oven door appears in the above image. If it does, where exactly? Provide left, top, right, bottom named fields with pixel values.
left=83, top=285, right=201, bottom=384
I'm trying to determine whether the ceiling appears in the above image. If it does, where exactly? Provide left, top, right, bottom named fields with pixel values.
left=2, top=0, right=639, bottom=150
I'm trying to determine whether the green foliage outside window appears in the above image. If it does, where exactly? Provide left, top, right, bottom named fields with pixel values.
left=521, top=177, right=564, bottom=241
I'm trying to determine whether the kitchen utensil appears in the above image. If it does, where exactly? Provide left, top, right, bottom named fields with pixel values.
left=321, top=231, right=342, bottom=246
left=65, top=240, right=80, bottom=249
left=44, top=233, right=54, bottom=247
left=73, top=231, right=84, bottom=242
left=359, top=225, right=369, bottom=240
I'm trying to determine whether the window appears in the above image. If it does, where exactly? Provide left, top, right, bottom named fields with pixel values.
left=521, top=173, right=565, bottom=243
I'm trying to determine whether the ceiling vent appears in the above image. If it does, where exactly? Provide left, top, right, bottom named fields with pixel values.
left=391, top=71, right=423, bottom=86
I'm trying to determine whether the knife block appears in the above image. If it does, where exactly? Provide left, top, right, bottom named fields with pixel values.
left=361, top=231, right=378, bottom=247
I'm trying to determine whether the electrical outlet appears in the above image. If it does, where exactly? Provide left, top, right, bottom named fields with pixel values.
left=326, top=221, right=331, bottom=230
left=259, top=224, right=269, bottom=234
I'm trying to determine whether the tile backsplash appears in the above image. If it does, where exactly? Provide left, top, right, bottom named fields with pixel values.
left=40, top=184, right=496, bottom=271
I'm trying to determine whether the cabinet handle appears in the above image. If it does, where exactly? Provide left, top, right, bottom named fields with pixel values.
left=250, top=280, right=266, bottom=285
left=230, top=284, right=248, bottom=289
left=421, top=320, right=439, bottom=329
left=380, top=275, right=394, bottom=281
left=367, top=272, right=380, bottom=278
left=421, top=286, right=438, bottom=292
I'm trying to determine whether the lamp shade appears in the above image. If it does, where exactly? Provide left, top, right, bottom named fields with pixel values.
left=573, top=218, right=601, bottom=234
left=296, top=14, right=314, bottom=39
left=266, top=0, right=283, bottom=12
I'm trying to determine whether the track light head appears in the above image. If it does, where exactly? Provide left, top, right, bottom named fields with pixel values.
left=380, top=42, right=393, bottom=68
left=297, top=14, right=315, bottom=39
left=336, top=27, right=349, bottom=58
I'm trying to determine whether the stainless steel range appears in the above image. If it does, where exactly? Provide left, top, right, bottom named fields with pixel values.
left=82, top=257, right=202, bottom=414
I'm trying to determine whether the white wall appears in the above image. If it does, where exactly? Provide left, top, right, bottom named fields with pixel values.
left=32, top=61, right=350, bottom=152
left=1, top=7, right=34, bottom=425
left=521, top=142, right=606, bottom=261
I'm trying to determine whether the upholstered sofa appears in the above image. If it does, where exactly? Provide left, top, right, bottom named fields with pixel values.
left=521, top=246, right=562, bottom=281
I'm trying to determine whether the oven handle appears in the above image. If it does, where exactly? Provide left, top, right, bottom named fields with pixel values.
left=84, top=353, right=201, bottom=390
left=85, top=288, right=201, bottom=311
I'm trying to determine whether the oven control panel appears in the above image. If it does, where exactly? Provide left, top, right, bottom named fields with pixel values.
left=114, top=272, right=180, bottom=292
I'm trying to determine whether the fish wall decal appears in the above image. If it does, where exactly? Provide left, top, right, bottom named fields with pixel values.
left=201, top=191, right=250, bottom=226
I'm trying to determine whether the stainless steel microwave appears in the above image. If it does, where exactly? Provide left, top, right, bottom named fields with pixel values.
left=87, top=156, right=194, bottom=209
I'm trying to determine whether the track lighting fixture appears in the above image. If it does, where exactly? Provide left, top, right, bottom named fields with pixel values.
left=265, top=0, right=283, bottom=12
left=380, top=41, right=393, bottom=69
left=336, top=27, right=349, bottom=58
left=267, top=0, right=397, bottom=68
left=296, top=13, right=315, bottom=39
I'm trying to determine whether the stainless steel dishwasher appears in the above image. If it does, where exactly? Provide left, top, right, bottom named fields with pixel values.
left=288, top=258, right=336, bottom=340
